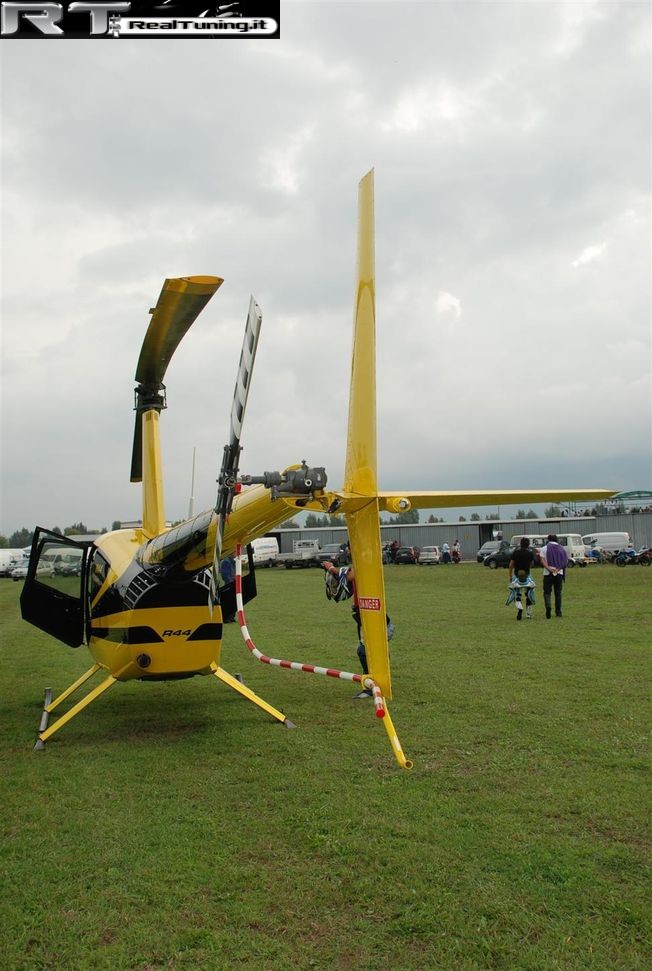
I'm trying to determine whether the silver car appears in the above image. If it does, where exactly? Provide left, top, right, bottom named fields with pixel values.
left=418, top=546, right=441, bottom=565
left=11, top=560, right=29, bottom=581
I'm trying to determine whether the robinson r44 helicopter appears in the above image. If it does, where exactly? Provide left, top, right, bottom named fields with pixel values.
left=20, top=171, right=613, bottom=767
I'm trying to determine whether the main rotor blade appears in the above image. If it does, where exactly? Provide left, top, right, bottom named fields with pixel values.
left=209, top=297, right=263, bottom=610
left=341, top=172, right=391, bottom=695
left=130, top=275, right=223, bottom=483
left=135, top=275, right=223, bottom=386
left=344, top=169, right=377, bottom=497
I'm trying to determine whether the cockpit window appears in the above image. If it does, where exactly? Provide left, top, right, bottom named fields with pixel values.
left=89, top=551, right=110, bottom=600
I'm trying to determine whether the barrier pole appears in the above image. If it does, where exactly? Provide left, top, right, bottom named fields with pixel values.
left=233, top=545, right=413, bottom=769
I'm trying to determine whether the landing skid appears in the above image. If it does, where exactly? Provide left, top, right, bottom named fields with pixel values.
left=34, top=687, right=53, bottom=751
left=34, top=664, right=117, bottom=750
left=33, top=661, right=296, bottom=749
left=210, top=663, right=296, bottom=728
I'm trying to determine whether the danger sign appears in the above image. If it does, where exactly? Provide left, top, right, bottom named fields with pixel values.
left=359, top=597, right=381, bottom=611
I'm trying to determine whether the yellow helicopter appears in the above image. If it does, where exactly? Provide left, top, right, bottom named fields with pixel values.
left=21, top=171, right=613, bottom=767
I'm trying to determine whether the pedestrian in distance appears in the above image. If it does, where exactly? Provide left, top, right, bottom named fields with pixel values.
left=539, top=534, right=569, bottom=619
left=507, top=537, right=537, bottom=620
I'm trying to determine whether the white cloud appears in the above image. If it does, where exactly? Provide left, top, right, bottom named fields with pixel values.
left=0, top=1, right=650, bottom=535
left=571, top=242, right=607, bottom=268
left=552, top=0, right=608, bottom=58
left=259, top=124, right=316, bottom=194
left=435, top=291, right=462, bottom=319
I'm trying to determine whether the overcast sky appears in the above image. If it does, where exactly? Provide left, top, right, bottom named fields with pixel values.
left=1, top=0, right=650, bottom=537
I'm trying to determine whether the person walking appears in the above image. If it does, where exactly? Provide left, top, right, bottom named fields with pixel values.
left=539, top=534, right=569, bottom=618
left=507, top=537, right=537, bottom=620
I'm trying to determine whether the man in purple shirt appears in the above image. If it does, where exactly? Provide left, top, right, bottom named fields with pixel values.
left=539, top=534, right=569, bottom=619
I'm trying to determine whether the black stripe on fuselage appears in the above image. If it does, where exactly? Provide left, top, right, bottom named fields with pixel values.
left=92, top=626, right=164, bottom=645
left=93, top=564, right=212, bottom=620
left=187, top=624, right=223, bottom=641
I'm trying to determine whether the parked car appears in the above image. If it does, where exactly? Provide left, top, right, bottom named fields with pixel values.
left=483, top=544, right=542, bottom=569
left=12, top=561, right=30, bottom=581
left=316, top=542, right=350, bottom=567
left=394, top=546, right=419, bottom=564
left=476, top=540, right=501, bottom=563
left=418, top=546, right=441, bottom=565
left=53, top=551, right=84, bottom=576
left=483, top=545, right=516, bottom=569
left=12, top=559, right=56, bottom=581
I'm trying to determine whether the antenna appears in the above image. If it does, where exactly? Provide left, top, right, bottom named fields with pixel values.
left=188, top=447, right=196, bottom=519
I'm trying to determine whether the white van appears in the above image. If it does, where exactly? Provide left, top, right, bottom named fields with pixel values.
left=510, top=534, right=546, bottom=550
left=555, top=534, right=587, bottom=566
left=0, top=549, right=27, bottom=577
left=250, top=537, right=279, bottom=567
left=582, top=532, right=631, bottom=554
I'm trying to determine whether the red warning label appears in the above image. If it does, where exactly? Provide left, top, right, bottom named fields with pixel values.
left=359, top=597, right=381, bottom=611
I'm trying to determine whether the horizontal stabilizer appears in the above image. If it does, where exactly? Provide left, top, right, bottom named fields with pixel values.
left=377, top=489, right=617, bottom=511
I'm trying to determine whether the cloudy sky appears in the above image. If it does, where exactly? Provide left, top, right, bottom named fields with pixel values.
left=1, top=0, right=650, bottom=537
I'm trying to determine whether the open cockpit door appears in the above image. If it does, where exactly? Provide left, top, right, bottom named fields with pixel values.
left=20, top=529, right=94, bottom=647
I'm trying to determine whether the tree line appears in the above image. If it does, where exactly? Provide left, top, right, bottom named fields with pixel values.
left=0, top=521, right=118, bottom=550
left=1, top=504, right=613, bottom=547
left=282, top=507, right=562, bottom=530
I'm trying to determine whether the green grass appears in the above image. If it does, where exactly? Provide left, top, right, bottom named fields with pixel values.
left=1, top=564, right=650, bottom=970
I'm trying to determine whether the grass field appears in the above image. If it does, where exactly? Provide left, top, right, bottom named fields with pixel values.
left=1, top=564, right=649, bottom=970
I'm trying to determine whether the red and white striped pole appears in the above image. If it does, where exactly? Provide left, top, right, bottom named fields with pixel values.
left=233, top=544, right=385, bottom=719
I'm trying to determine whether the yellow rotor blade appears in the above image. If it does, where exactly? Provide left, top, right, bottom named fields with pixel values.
left=342, top=171, right=391, bottom=697
left=135, top=275, right=224, bottom=386
left=344, top=169, right=376, bottom=497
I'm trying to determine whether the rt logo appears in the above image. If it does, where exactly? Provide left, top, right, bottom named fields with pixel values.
left=1, top=2, right=130, bottom=36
